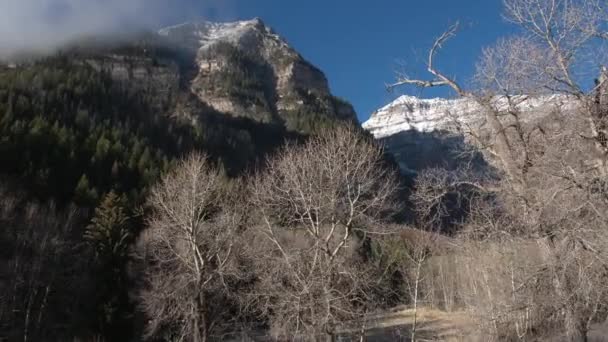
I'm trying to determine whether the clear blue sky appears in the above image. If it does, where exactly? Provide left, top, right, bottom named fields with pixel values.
left=172, top=0, right=513, bottom=122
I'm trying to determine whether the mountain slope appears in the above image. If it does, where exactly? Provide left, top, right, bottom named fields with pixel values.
left=159, top=18, right=356, bottom=130
left=0, top=20, right=359, bottom=340
left=363, top=94, right=575, bottom=174
left=0, top=18, right=357, bottom=205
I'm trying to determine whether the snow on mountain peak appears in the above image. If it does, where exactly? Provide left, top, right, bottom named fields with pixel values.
left=158, top=18, right=290, bottom=53
left=362, top=95, right=473, bottom=138
left=363, top=94, right=574, bottom=139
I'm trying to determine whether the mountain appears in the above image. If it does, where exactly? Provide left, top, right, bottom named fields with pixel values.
left=158, top=18, right=356, bottom=129
left=0, top=20, right=359, bottom=339
left=0, top=18, right=357, bottom=205
left=76, top=18, right=356, bottom=129
left=363, top=94, right=574, bottom=174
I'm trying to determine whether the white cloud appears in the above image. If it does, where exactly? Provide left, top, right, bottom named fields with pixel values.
left=0, top=0, right=234, bottom=56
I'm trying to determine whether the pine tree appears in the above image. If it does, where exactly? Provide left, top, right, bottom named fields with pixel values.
left=84, top=191, right=132, bottom=263
left=84, top=191, right=135, bottom=337
left=75, top=174, right=98, bottom=204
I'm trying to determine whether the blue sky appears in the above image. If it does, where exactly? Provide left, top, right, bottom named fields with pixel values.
left=185, top=0, right=513, bottom=122
left=3, top=0, right=512, bottom=122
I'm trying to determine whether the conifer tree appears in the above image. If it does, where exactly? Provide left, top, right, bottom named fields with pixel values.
left=75, top=174, right=98, bottom=204
left=84, top=191, right=132, bottom=263
left=84, top=191, right=134, bottom=336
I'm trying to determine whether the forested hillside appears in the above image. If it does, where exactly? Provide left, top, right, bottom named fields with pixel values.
left=0, top=25, right=360, bottom=341
left=0, top=55, right=292, bottom=206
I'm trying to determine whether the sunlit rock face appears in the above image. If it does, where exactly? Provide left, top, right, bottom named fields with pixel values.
left=159, top=18, right=356, bottom=128
left=364, top=94, right=574, bottom=174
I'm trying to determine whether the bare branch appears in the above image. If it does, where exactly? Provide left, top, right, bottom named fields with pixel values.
left=388, top=22, right=468, bottom=96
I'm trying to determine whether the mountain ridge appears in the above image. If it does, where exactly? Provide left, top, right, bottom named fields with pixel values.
left=363, top=93, right=578, bottom=174
left=0, top=17, right=357, bottom=205
left=363, top=94, right=574, bottom=139
left=156, top=18, right=356, bottom=129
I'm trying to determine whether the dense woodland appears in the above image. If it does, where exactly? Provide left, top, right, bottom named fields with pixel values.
left=0, top=40, right=349, bottom=340
left=0, top=53, right=296, bottom=205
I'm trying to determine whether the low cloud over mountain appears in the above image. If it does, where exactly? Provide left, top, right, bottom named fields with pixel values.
left=0, top=0, right=233, bottom=56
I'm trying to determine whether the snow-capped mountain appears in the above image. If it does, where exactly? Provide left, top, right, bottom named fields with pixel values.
left=363, top=94, right=576, bottom=174
left=363, top=96, right=473, bottom=138
left=363, top=94, right=573, bottom=139
left=156, top=19, right=356, bottom=128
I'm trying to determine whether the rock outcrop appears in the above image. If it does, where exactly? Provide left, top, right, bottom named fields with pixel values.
left=363, top=94, right=576, bottom=174
left=158, top=18, right=357, bottom=130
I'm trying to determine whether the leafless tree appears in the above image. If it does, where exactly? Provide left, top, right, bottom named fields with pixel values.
left=390, top=1, right=608, bottom=185
left=134, top=154, right=246, bottom=342
left=381, top=228, right=439, bottom=342
left=0, top=184, right=92, bottom=341
left=392, top=2, right=608, bottom=340
left=499, top=0, right=608, bottom=179
left=247, top=124, right=399, bottom=341
left=407, top=123, right=608, bottom=340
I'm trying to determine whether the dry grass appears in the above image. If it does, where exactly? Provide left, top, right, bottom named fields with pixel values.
left=336, top=306, right=477, bottom=341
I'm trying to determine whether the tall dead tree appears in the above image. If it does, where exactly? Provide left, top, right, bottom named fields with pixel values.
left=0, top=185, right=92, bottom=341
left=502, top=0, right=608, bottom=177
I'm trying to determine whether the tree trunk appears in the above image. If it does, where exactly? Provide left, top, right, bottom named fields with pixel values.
left=588, top=67, right=608, bottom=176
left=411, top=260, right=422, bottom=342
left=200, top=302, right=208, bottom=342
left=195, top=293, right=208, bottom=342
left=536, top=238, right=588, bottom=342
left=482, top=104, right=524, bottom=190
left=564, top=310, right=587, bottom=342
left=323, top=332, right=335, bottom=342
left=192, top=315, right=201, bottom=342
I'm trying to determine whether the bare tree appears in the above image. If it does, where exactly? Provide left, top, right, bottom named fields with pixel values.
left=389, top=22, right=533, bottom=192
left=393, top=2, right=608, bottom=340
left=381, top=228, right=439, bottom=342
left=407, top=124, right=608, bottom=340
left=0, top=184, right=92, bottom=341
left=391, top=0, right=608, bottom=184
left=134, top=154, right=245, bottom=342
left=501, top=0, right=608, bottom=179
left=247, top=124, right=399, bottom=341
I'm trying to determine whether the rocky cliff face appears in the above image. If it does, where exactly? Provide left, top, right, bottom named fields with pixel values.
left=158, top=18, right=356, bottom=130
left=58, top=18, right=356, bottom=135
left=363, top=94, right=575, bottom=174
left=8, top=18, right=359, bottom=177
left=82, top=53, right=181, bottom=112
